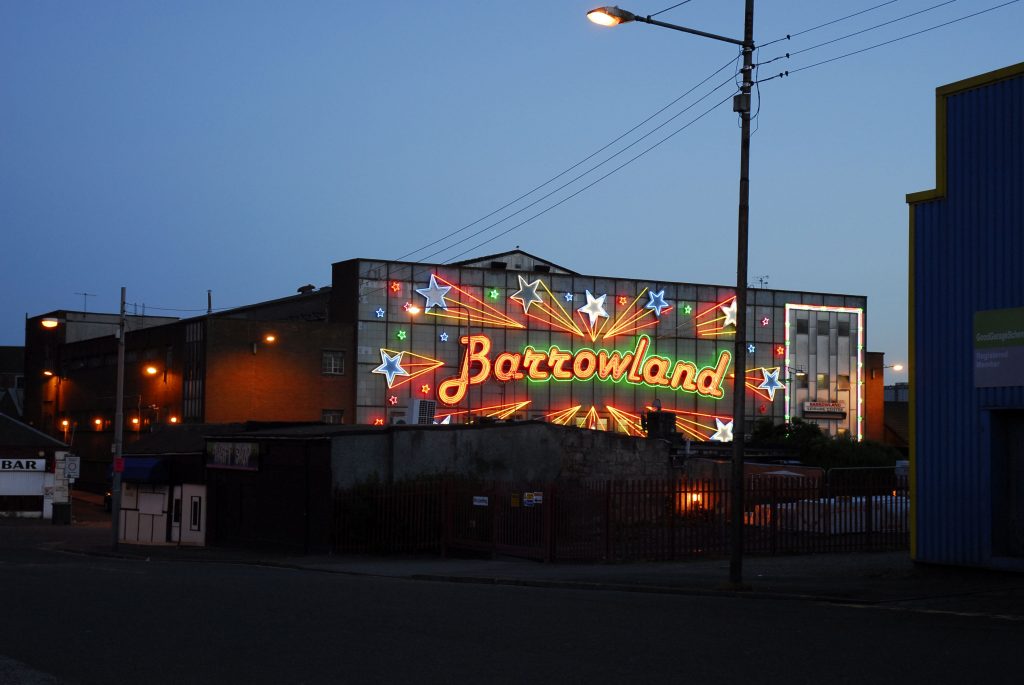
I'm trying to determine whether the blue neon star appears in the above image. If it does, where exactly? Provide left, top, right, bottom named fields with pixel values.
left=415, top=274, right=451, bottom=310
left=757, top=367, right=785, bottom=402
left=372, top=350, right=410, bottom=388
left=375, top=308, right=385, bottom=318
left=439, top=331, right=449, bottom=342
left=645, top=289, right=669, bottom=317
left=564, top=292, right=574, bottom=303
left=747, top=343, right=756, bottom=354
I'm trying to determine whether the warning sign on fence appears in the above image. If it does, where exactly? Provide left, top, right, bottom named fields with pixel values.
left=472, top=496, right=489, bottom=507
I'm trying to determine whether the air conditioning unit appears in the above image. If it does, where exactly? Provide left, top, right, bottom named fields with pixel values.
left=409, top=399, right=437, bottom=425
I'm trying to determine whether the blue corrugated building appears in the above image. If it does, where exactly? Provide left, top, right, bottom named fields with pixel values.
left=908, top=62, right=1024, bottom=570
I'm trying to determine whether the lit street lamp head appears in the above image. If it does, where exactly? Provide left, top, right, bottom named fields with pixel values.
left=587, top=6, right=636, bottom=26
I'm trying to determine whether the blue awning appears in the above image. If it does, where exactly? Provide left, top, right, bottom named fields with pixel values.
left=106, top=457, right=169, bottom=483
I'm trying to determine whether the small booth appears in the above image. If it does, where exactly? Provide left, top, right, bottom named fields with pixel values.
left=0, top=414, right=67, bottom=520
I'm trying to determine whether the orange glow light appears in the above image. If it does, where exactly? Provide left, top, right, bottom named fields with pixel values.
left=43, top=370, right=53, bottom=377
left=169, top=416, right=179, bottom=424
left=264, top=334, right=276, bottom=343
left=61, top=419, right=69, bottom=427
left=145, top=365, right=159, bottom=375
left=131, top=417, right=139, bottom=425
left=94, top=418, right=102, bottom=426
left=41, top=318, right=60, bottom=328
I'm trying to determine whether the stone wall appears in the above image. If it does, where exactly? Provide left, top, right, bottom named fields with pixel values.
left=330, top=421, right=671, bottom=488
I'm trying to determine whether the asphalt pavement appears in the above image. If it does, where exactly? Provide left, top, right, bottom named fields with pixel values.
left=7, top=492, right=1024, bottom=620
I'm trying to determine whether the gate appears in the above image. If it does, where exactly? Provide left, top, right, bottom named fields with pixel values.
left=444, top=481, right=552, bottom=561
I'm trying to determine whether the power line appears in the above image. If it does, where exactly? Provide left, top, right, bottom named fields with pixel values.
left=785, top=0, right=958, bottom=58
left=395, top=54, right=739, bottom=264
left=650, top=1, right=698, bottom=18
left=421, top=73, right=740, bottom=265
left=444, top=89, right=740, bottom=263
left=759, top=0, right=901, bottom=48
left=781, top=0, right=1019, bottom=77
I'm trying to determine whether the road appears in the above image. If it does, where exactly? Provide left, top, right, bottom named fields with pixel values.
left=1, top=532, right=1021, bottom=685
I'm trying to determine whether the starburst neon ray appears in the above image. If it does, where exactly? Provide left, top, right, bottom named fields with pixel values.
left=602, top=289, right=662, bottom=340
left=424, top=275, right=525, bottom=329
left=546, top=405, right=582, bottom=426
left=605, top=405, right=646, bottom=437
left=696, top=295, right=737, bottom=338
left=435, top=400, right=532, bottom=422
left=579, top=405, right=602, bottom=429
left=377, top=348, right=444, bottom=389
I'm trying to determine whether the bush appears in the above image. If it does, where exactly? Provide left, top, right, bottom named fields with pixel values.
left=749, top=418, right=901, bottom=470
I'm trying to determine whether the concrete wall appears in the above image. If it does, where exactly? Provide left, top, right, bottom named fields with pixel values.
left=331, top=422, right=671, bottom=488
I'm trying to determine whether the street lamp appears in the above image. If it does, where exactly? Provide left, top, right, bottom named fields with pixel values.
left=587, top=2, right=755, bottom=587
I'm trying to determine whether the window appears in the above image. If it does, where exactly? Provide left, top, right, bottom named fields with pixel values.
left=838, top=319, right=850, bottom=336
left=816, top=373, right=829, bottom=388
left=794, top=373, right=808, bottom=389
left=837, top=374, right=850, bottom=390
left=817, top=317, right=830, bottom=335
left=322, top=409, right=343, bottom=425
left=796, top=319, right=808, bottom=334
left=322, top=350, right=345, bottom=375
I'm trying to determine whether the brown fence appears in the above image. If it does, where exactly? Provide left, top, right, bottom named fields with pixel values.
left=332, top=471, right=908, bottom=560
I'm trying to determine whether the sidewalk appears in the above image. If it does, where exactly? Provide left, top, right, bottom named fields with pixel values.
left=32, top=515, right=1024, bottom=618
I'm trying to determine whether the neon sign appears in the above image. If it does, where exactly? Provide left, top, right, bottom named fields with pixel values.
left=436, top=334, right=731, bottom=405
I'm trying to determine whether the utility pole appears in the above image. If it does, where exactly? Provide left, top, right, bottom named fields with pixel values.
left=729, top=0, right=755, bottom=587
left=111, top=287, right=126, bottom=550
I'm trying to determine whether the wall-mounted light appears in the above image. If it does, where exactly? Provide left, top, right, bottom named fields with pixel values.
left=41, top=317, right=60, bottom=329
left=264, top=334, right=276, bottom=343
left=43, top=370, right=54, bottom=377
left=144, top=365, right=159, bottom=376
left=169, top=416, right=179, bottom=424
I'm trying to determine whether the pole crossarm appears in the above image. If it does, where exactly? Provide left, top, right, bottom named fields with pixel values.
left=635, top=15, right=748, bottom=47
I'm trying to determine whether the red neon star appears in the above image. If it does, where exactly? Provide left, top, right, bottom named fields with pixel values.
left=761, top=317, right=770, bottom=327
left=388, top=395, right=398, bottom=406
left=373, top=418, right=385, bottom=426
left=617, top=295, right=627, bottom=306
left=775, top=345, right=785, bottom=356
left=420, top=384, right=431, bottom=395
left=390, top=281, right=401, bottom=293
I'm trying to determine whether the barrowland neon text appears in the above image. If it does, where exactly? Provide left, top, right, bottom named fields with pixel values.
left=437, top=334, right=732, bottom=405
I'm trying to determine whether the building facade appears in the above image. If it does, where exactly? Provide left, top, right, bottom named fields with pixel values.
left=24, top=251, right=873, bottom=490
left=331, top=251, right=869, bottom=440
left=908, top=62, right=1024, bottom=569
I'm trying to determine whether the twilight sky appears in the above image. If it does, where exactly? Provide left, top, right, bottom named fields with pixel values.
left=2, top=0, right=1021, bottom=383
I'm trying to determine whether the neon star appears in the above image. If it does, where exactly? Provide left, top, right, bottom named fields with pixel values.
left=488, top=288, right=500, bottom=300
left=388, top=395, right=398, bottom=406
left=372, top=350, right=409, bottom=387
left=721, top=300, right=738, bottom=328
left=389, top=281, right=401, bottom=294
left=775, top=345, right=785, bottom=356
left=375, top=308, right=385, bottom=318
left=396, top=330, right=407, bottom=341
left=617, top=295, right=627, bottom=306
left=645, top=290, right=669, bottom=317
left=578, top=290, right=609, bottom=328
left=683, top=304, right=692, bottom=315
left=711, top=418, right=734, bottom=442
left=747, top=343, right=756, bottom=354
left=510, top=275, right=543, bottom=312
left=415, top=275, right=451, bottom=310
left=373, top=418, right=385, bottom=426
left=564, top=292, right=574, bottom=303
left=758, top=367, right=784, bottom=401
left=761, top=316, right=770, bottom=327
left=420, top=384, right=431, bottom=395
left=439, top=331, right=449, bottom=342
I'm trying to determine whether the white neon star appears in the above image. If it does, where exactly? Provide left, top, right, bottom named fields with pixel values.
left=577, top=290, right=609, bottom=328
left=415, top=275, right=451, bottom=310
left=711, top=418, right=734, bottom=443
left=645, top=289, right=670, bottom=317
left=439, top=331, right=449, bottom=342
left=510, top=275, right=544, bottom=312
left=371, top=350, right=409, bottom=388
left=375, top=308, right=385, bottom=318
left=721, top=299, right=738, bottom=328
left=564, top=292, right=574, bottom=303
left=757, top=367, right=785, bottom=402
